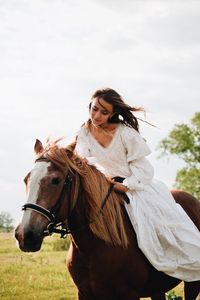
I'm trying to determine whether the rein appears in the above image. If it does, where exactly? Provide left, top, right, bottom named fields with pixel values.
left=22, top=158, right=113, bottom=238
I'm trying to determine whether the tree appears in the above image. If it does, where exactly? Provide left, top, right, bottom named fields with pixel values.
left=0, top=211, right=14, bottom=232
left=158, top=112, right=200, bottom=199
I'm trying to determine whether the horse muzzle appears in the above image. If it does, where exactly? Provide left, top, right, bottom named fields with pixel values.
left=15, top=223, right=44, bottom=252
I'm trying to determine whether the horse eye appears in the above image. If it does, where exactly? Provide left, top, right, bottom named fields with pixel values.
left=51, top=177, right=61, bottom=185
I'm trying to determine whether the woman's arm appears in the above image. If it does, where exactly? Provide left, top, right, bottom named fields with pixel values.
left=123, top=157, right=154, bottom=191
left=120, top=126, right=154, bottom=191
left=108, top=157, right=154, bottom=192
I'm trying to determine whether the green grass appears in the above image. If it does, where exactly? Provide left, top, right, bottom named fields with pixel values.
left=0, top=233, right=184, bottom=300
left=0, top=233, right=76, bottom=300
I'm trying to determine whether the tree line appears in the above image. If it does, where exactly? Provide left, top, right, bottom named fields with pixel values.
left=0, top=211, right=14, bottom=232
left=158, top=112, right=200, bottom=199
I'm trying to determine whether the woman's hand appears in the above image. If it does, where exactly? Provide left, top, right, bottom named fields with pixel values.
left=108, top=178, right=129, bottom=193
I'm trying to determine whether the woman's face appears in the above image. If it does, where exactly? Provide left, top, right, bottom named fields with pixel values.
left=90, top=98, right=114, bottom=127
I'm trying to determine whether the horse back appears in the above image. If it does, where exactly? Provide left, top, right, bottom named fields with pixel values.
left=171, top=189, right=200, bottom=230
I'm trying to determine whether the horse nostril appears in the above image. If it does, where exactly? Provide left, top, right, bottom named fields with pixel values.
left=24, top=229, right=43, bottom=252
left=24, top=229, right=35, bottom=241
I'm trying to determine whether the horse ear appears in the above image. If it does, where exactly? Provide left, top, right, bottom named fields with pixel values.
left=68, top=141, right=76, bottom=151
left=34, top=139, right=44, bottom=155
left=65, top=140, right=76, bottom=156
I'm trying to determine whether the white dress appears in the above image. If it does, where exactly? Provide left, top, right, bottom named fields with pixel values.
left=75, top=124, right=200, bottom=282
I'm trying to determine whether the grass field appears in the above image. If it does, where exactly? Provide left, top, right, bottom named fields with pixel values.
left=0, top=232, right=184, bottom=300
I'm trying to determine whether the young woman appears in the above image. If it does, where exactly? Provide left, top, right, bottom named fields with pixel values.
left=75, top=88, right=200, bottom=281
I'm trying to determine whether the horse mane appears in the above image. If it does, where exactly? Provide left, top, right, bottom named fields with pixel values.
left=40, top=140, right=129, bottom=248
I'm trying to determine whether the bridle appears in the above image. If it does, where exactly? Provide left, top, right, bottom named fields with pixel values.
left=22, top=158, right=113, bottom=238
left=22, top=162, right=74, bottom=238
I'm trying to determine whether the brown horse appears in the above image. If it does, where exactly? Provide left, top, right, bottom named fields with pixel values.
left=15, top=139, right=200, bottom=300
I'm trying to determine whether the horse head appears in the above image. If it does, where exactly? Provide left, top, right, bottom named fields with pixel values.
left=15, top=139, right=81, bottom=252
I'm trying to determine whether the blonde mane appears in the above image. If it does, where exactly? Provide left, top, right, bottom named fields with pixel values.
left=40, top=141, right=129, bottom=248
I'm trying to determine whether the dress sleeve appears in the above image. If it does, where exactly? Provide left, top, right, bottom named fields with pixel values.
left=121, top=126, right=154, bottom=190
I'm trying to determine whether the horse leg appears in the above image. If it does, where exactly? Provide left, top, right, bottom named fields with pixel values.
left=78, top=291, right=140, bottom=300
left=151, top=293, right=166, bottom=300
left=78, top=292, right=93, bottom=300
left=184, top=281, right=200, bottom=300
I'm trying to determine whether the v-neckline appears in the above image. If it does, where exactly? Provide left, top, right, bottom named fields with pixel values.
left=88, top=124, right=121, bottom=151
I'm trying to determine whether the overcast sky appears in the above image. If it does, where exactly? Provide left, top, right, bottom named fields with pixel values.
left=0, top=0, right=199, bottom=224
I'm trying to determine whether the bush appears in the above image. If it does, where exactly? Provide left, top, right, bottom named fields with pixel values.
left=52, top=236, right=71, bottom=251
left=166, top=291, right=182, bottom=300
left=0, top=211, right=14, bottom=232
